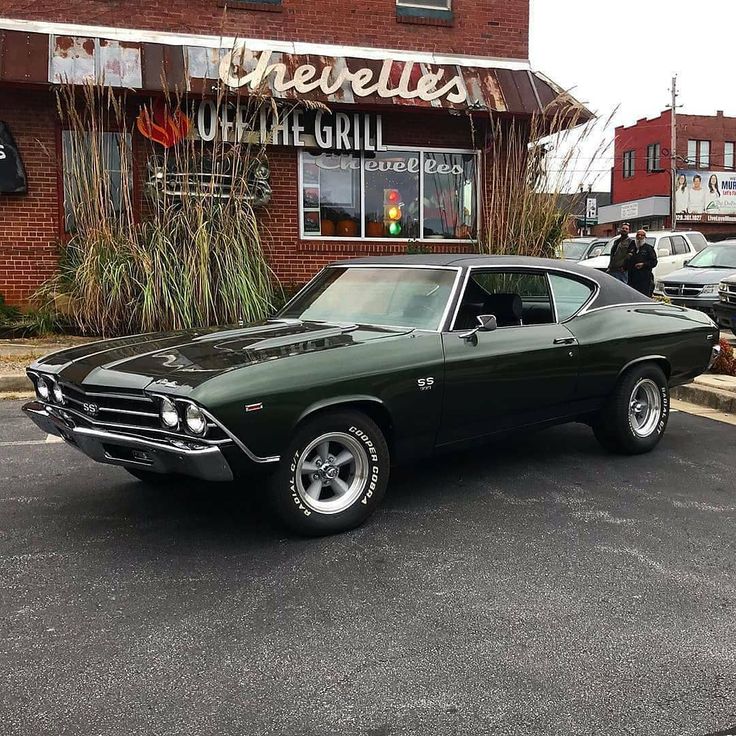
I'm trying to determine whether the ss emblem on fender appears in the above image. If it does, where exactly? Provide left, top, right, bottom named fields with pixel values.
left=417, top=377, right=435, bottom=391
left=82, top=402, right=99, bottom=416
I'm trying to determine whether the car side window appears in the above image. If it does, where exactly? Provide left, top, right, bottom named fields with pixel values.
left=672, top=235, right=689, bottom=255
left=452, top=271, right=553, bottom=330
left=548, top=274, right=595, bottom=322
left=657, top=237, right=673, bottom=256
left=686, top=232, right=708, bottom=251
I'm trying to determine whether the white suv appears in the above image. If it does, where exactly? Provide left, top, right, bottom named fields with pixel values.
left=580, top=231, right=707, bottom=280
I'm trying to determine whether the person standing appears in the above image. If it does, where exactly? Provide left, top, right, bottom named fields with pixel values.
left=688, top=174, right=706, bottom=213
left=607, top=223, right=634, bottom=283
left=628, top=229, right=658, bottom=296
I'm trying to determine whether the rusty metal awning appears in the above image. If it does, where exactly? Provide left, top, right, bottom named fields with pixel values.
left=0, top=19, right=592, bottom=122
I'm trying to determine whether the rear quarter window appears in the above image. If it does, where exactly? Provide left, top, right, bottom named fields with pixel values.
left=548, top=274, right=595, bottom=321
left=685, top=232, right=708, bottom=251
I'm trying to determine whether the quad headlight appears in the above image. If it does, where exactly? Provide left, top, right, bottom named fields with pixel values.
left=654, top=281, right=664, bottom=293
left=184, top=403, right=207, bottom=436
left=36, top=376, right=50, bottom=400
left=160, top=397, right=179, bottom=428
left=701, top=283, right=719, bottom=295
left=52, top=382, right=65, bottom=405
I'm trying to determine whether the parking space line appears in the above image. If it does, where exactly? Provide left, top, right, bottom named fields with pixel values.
left=1, top=435, right=63, bottom=447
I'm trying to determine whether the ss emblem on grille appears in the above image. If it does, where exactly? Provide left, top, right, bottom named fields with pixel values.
left=82, top=402, right=99, bottom=416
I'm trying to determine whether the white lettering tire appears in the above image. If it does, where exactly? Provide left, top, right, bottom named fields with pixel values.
left=269, top=410, right=390, bottom=536
left=593, top=363, right=670, bottom=454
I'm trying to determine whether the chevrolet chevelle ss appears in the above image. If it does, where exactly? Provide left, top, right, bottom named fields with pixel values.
left=24, top=256, right=720, bottom=535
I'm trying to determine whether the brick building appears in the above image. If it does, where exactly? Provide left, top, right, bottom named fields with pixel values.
left=599, top=109, right=736, bottom=239
left=0, top=0, right=586, bottom=305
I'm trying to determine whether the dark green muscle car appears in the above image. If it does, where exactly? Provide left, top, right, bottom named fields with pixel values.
left=24, top=255, right=720, bottom=535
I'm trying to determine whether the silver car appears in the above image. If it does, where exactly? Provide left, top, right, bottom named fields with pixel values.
left=654, top=240, right=736, bottom=322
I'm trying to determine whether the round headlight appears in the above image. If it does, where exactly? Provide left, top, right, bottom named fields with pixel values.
left=52, top=382, right=65, bottom=405
left=160, top=397, right=179, bottom=428
left=36, top=376, right=50, bottom=400
left=184, top=404, right=207, bottom=436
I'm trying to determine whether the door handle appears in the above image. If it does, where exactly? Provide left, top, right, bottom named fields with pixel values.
left=553, top=337, right=577, bottom=345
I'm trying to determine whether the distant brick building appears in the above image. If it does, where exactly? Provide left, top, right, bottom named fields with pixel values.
left=0, top=0, right=584, bottom=304
left=600, top=109, right=736, bottom=239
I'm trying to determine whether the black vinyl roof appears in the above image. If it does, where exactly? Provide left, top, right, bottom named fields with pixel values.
left=329, top=254, right=651, bottom=309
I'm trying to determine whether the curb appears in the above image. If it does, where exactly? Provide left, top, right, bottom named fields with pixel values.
left=0, top=374, right=32, bottom=393
left=672, top=382, right=736, bottom=415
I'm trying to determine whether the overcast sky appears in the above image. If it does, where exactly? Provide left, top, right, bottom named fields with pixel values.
left=528, top=0, right=736, bottom=191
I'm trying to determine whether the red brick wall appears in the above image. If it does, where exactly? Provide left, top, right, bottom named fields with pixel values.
left=611, top=110, right=671, bottom=205
left=0, top=0, right=529, bottom=59
left=0, top=91, right=60, bottom=305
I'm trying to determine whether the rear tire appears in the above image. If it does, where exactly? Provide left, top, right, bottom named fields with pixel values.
left=269, top=410, right=390, bottom=536
left=592, top=363, right=670, bottom=454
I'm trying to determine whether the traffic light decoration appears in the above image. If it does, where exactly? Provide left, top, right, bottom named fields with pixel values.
left=384, top=188, right=402, bottom=236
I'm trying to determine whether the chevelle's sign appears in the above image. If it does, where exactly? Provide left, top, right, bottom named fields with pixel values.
left=218, top=46, right=468, bottom=105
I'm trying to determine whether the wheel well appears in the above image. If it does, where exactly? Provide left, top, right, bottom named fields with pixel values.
left=297, top=401, right=394, bottom=450
left=621, top=357, right=671, bottom=380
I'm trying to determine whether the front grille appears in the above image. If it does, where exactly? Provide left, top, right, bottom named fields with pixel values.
left=719, top=282, right=736, bottom=305
left=54, top=382, right=227, bottom=444
left=663, top=283, right=704, bottom=298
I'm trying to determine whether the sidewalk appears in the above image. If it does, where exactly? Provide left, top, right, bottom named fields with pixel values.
left=0, top=337, right=91, bottom=393
left=671, top=373, right=736, bottom=416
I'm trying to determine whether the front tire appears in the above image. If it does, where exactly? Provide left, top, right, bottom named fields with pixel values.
left=270, top=410, right=390, bottom=536
left=593, top=363, right=670, bottom=454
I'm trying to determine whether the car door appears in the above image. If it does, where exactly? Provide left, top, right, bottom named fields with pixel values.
left=438, top=269, right=581, bottom=446
left=671, top=234, right=694, bottom=270
left=653, top=236, right=677, bottom=279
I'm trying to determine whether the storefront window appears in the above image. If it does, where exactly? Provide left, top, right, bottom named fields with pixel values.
left=422, top=152, right=477, bottom=240
left=62, top=131, right=131, bottom=232
left=301, top=152, right=361, bottom=237
left=299, top=148, right=477, bottom=241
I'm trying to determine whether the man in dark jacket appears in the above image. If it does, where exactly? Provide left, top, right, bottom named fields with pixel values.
left=607, top=223, right=634, bottom=283
left=628, top=229, right=658, bottom=296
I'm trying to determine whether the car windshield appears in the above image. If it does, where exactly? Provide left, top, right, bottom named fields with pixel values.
left=603, top=236, right=654, bottom=255
left=279, top=266, right=457, bottom=329
left=560, top=240, right=591, bottom=260
left=687, top=244, right=736, bottom=268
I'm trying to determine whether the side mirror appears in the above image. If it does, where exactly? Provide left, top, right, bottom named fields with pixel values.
left=477, top=314, right=497, bottom=332
left=684, top=259, right=691, bottom=266
left=459, top=314, right=497, bottom=341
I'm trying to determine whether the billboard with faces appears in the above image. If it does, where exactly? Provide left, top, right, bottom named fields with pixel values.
left=675, top=169, right=736, bottom=221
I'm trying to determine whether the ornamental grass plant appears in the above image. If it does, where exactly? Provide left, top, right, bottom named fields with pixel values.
left=37, top=80, right=278, bottom=337
left=477, top=101, right=615, bottom=257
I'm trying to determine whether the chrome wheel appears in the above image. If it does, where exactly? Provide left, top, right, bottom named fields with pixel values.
left=295, top=432, right=369, bottom=514
left=628, top=378, right=662, bottom=438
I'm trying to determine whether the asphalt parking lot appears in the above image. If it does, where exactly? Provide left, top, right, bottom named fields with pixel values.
left=1, top=399, right=735, bottom=736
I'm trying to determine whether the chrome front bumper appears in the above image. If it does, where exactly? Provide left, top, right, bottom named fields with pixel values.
left=23, top=401, right=234, bottom=482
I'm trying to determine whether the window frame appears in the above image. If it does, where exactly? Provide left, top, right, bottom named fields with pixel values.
left=298, top=145, right=480, bottom=243
left=60, top=128, right=133, bottom=235
left=687, top=139, right=711, bottom=168
left=396, top=0, right=451, bottom=9
left=725, top=142, right=735, bottom=171
left=646, top=143, right=661, bottom=172
left=622, top=150, right=635, bottom=179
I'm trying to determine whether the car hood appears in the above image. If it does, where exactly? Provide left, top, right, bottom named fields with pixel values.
left=30, top=320, right=411, bottom=392
left=661, top=267, right=736, bottom=284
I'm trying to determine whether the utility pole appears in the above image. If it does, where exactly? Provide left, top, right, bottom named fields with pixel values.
left=669, top=75, right=678, bottom=230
